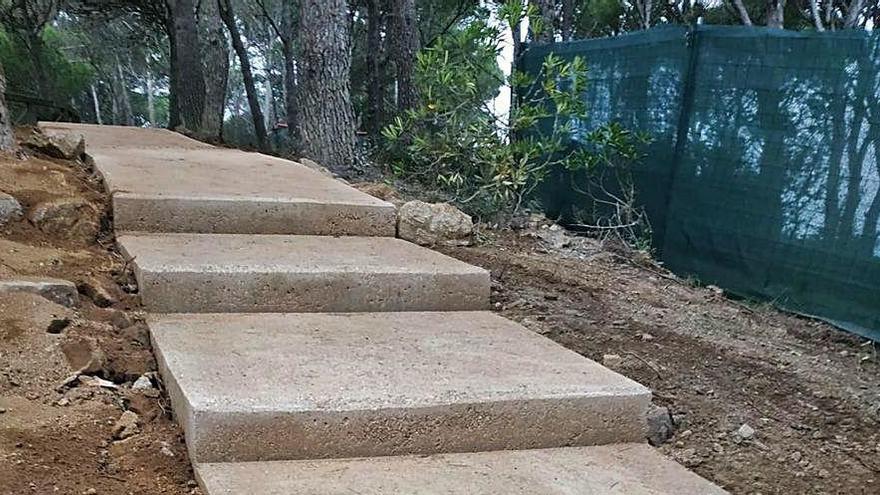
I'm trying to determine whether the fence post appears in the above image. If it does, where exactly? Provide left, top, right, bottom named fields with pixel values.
left=658, top=24, right=701, bottom=253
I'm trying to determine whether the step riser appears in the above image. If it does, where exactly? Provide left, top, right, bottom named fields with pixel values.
left=181, top=398, right=648, bottom=463
left=136, top=271, right=489, bottom=313
left=113, top=195, right=397, bottom=236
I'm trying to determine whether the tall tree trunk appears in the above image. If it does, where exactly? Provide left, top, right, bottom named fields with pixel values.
left=365, top=0, right=384, bottom=135
left=809, top=0, right=825, bottom=31
left=168, top=0, right=206, bottom=132
left=730, top=0, right=753, bottom=26
left=844, top=0, right=866, bottom=28
left=0, top=62, right=16, bottom=151
left=145, top=71, right=156, bottom=126
left=115, top=55, right=134, bottom=126
left=280, top=0, right=298, bottom=141
left=218, top=0, right=268, bottom=151
left=295, top=0, right=357, bottom=173
left=199, top=0, right=229, bottom=141
left=561, top=0, right=574, bottom=41
left=90, top=84, right=103, bottom=125
left=766, top=0, right=786, bottom=28
left=532, top=0, right=556, bottom=43
left=390, top=0, right=419, bottom=113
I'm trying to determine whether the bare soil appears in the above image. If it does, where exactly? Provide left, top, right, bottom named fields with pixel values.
left=3, top=144, right=878, bottom=494
left=0, top=143, right=195, bottom=495
left=442, top=229, right=880, bottom=494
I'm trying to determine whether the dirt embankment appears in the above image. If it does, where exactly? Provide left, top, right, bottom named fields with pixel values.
left=443, top=230, right=880, bottom=494
left=0, top=133, right=194, bottom=495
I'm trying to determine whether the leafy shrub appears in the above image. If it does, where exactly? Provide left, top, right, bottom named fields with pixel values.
left=381, top=0, right=648, bottom=227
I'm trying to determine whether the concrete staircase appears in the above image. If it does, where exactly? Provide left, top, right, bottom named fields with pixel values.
left=42, top=122, right=726, bottom=494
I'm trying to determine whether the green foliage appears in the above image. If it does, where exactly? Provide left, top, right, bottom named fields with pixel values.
left=381, top=1, right=647, bottom=222
left=0, top=26, right=92, bottom=103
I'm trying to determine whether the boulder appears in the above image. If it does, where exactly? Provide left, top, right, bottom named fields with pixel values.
left=0, top=276, right=80, bottom=307
left=397, top=200, right=473, bottom=247
left=0, top=192, right=23, bottom=225
left=27, top=197, right=99, bottom=239
left=22, top=131, right=86, bottom=160
left=61, top=336, right=106, bottom=375
left=646, top=405, right=675, bottom=446
left=77, top=276, right=120, bottom=308
left=112, top=410, right=140, bottom=440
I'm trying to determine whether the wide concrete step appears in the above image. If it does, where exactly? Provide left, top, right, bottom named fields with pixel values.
left=150, top=311, right=651, bottom=463
left=39, top=122, right=396, bottom=236
left=195, top=445, right=727, bottom=494
left=119, top=234, right=489, bottom=313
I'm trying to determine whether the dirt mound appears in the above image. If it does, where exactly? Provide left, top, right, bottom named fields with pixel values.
left=0, top=137, right=195, bottom=494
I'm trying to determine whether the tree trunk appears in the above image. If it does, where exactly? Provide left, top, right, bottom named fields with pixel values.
left=844, top=0, right=866, bottom=28
left=809, top=0, right=825, bottom=31
left=90, top=84, right=103, bottom=125
left=0, top=62, right=16, bottom=151
left=168, top=0, right=206, bottom=132
left=280, top=0, right=298, bottom=141
left=730, top=0, right=753, bottom=26
left=146, top=71, right=156, bottom=126
left=218, top=0, right=268, bottom=150
left=115, top=55, right=134, bottom=126
left=365, top=0, right=384, bottom=134
left=561, top=0, right=574, bottom=41
left=766, top=0, right=786, bottom=28
left=199, top=0, right=229, bottom=141
left=532, top=0, right=556, bottom=43
left=295, top=0, right=357, bottom=173
left=390, top=0, right=419, bottom=113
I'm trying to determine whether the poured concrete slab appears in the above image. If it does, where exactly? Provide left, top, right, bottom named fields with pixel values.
left=38, top=123, right=395, bottom=236
left=195, top=444, right=727, bottom=494
left=150, top=311, right=651, bottom=463
left=119, top=234, right=489, bottom=313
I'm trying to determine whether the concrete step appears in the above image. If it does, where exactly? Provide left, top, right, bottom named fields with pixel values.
left=195, top=445, right=727, bottom=494
left=39, top=123, right=395, bottom=236
left=150, top=311, right=651, bottom=463
left=119, top=234, right=489, bottom=313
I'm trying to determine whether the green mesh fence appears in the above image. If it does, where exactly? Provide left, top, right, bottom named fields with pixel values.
left=520, top=25, right=880, bottom=340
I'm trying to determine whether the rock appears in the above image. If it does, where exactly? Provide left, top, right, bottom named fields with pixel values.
left=61, top=336, right=106, bottom=374
left=736, top=423, right=756, bottom=440
left=602, top=353, right=624, bottom=368
left=297, top=157, right=334, bottom=178
left=0, top=277, right=80, bottom=307
left=46, top=317, right=71, bottom=334
left=78, top=375, right=118, bottom=389
left=22, top=131, right=85, bottom=160
left=0, top=192, right=23, bottom=225
left=160, top=441, right=175, bottom=457
left=77, top=276, right=119, bottom=308
left=109, top=310, right=134, bottom=330
left=112, top=410, right=140, bottom=440
left=537, top=228, right=571, bottom=249
left=131, top=374, right=153, bottom=390
left=397, top=200, right=473, bottom=247
left=83, top=488, right=97, bottom=495
left=353, top=182, right=402, bottom=205
left=646, top=405, right=675, bottom=446
left=121, top=322, right=150, bottom=346
left=27, top=197, right=99, bottom=239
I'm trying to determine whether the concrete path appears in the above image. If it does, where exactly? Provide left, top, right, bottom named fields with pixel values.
left=42, top=122, right=726, bottom=494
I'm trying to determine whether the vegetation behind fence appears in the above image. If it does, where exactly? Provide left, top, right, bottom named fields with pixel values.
left=521, top=25, right=880, bottom=340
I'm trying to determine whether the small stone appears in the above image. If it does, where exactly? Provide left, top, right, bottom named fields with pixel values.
left=352, top=182, right=401, bottom=205
left=56, top=398, right=70, bottom=406
left=0, top=277, right=80, bottom=307
left=112, top=410, right=140, bottom=440
left=397, top=200, right=473, bottom=247
left=27, top=197, right=98, bottom=239
left=83, top=488, right=97, bottom=495
left=61, top=336, right=106, bottom=375
left=790, top=451, right=802, bottom=462
left=639, top=332, right=655, bottom=341
left=0, top=407, right=6, bottom=414
left=46, top=318, right=71, bottom=334
left=121, top=322, right=150, bottom=346
left=160, top=441, right=175, bottom=457
left=131, top=374, right=153, bottom=390
left=77, top=277, right=119, bottom=308
left=602, top=353, right=624, bottom=368
left=297, top=157, right=334, bottom=177
left=818, top=469, right=829, bottom=478
left=737, top=423, right=756, bottom=440
left=645, top=405, right=675, bottom=446
left=0, top=192, right=23, bottom=225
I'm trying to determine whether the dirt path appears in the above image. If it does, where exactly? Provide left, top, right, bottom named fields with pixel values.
left=443, top=231, right=880, bottom=494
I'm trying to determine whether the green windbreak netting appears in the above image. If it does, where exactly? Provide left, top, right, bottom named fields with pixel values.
left=521, top=25, right=880, bottom=340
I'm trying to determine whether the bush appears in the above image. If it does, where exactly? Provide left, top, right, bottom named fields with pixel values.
left=381, top=0, right=648, bottom=227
